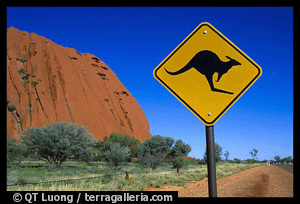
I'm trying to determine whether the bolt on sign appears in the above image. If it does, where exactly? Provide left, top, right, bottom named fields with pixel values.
left=153, top=22, right=262, bottom=126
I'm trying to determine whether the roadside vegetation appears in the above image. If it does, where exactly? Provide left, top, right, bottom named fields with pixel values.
left=7, top=160, right=261, bottom=191
left=8, top=121, right=288, bottom=191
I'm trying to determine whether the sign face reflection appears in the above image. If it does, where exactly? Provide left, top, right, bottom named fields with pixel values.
left=153, top=22, right=262, bottom=126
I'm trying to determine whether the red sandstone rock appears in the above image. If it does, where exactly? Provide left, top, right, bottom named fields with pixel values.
left=184, top=156, right=195, bottom=161
left=7, top=27, right=151, bottom=142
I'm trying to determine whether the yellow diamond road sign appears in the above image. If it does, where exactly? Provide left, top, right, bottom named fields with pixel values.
left=153, top=22, right=262, bottom=126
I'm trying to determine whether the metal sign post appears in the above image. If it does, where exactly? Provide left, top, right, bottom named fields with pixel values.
left=206, top=125, right=217, bottom=197
left=153, top=22, right=262, bottom=198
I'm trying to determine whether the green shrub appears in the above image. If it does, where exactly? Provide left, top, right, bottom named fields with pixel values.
left=104, top=143, right=130, bottom=170
left=7, top=105, right=16, bottom=112
left=98, top=133, right=141, bottom=159
left=22, top=121, right=94, bottom=167
left=171, top=156, right=186, bottom=173
left=233, top=158, right=241, bottom=163
left=140, top=135, right=174, bottom=155
left=168, top=139, right=191, bottom=159
left=18, top=68, right=26, bottom=74
left=6, top=101, right=17, bottom=113
left=16, top=57, right=27, bottom=63
left=246, top=159, right=257, bottom=164
left=137, top=153, right=166, bottom=169
left=7, top=137, right=23, bottom=163
left=203, top=143, right=223, bottom=162
left=139, top=136, right=191, bottom=160
left=171, top=156, right=185, bottom=169
left=21, top=73, right=31, bottom=81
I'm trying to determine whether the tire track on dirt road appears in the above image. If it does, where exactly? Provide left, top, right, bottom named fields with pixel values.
left=231, top=165, right=293, bottom=197
left=249, top=174, right=269, bottom=197
left=147, top=165, right=293, bottom=197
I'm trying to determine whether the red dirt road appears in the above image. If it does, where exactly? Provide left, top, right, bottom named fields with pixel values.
left=147, top=165, right=293, bottom=197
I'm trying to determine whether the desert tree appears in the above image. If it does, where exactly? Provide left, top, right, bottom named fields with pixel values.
left=100, top=133, right=141, bottom=159
left=138, top=135, right=192, bottom=169
left=104, top=143, right=130, bottom=170
left=167, top=139, right=191, bottom=159
left=281, top=156, right=293, bottom=164
left=250, top=149, right=258, bottom=160
left=22, top=121, right=94, bottom=167
left=203, top=143, right=223, bottom=162
left=274, top=155, right=281, bottom=164
left=171, top=156, right=186, bottom=174
left=224, top=150, right=230, bottom=161
left=137, top=135, right=174, bottom=169
left=137, top=153, right=166, bottom=170
left=140, top=135, right=174, bottom=156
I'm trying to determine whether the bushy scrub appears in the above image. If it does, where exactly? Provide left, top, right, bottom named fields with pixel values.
left=137, top=135, right=191, bottom=170
left=104, top=143, right=130, bottom=170
left=171, top=156, right=186, bottom=173
left=139, top=135, right=174, bottom=155
left=137, top=153, right=166, bottom=170
left=7, top=137, right=24, bottom=167
left=93, top=133, right=141, bottom=161
left=22, top=121, right=95, bottom=167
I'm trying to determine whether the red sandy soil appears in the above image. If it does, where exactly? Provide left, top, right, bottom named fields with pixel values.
left=146, top=165, right=293, bottom=197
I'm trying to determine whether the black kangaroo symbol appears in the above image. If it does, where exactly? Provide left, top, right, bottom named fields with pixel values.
left=165, top=50, right=241, bottom=95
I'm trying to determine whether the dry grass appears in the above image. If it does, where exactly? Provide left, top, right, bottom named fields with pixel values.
left=7, top=161, right=262, bottom=191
